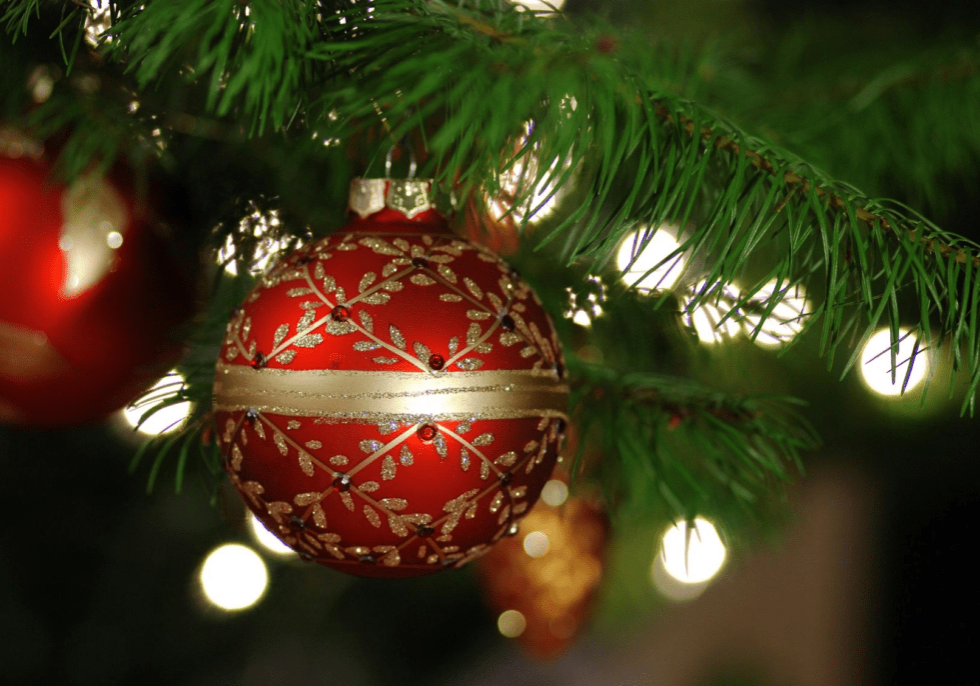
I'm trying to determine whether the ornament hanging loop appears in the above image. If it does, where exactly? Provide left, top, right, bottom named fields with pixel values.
left=385, top=142, right=417, bottom=180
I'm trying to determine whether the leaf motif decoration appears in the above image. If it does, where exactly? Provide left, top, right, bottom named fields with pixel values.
left=413, top=341, right=431, bottom=361
left=399, top=445, right=414, bottom=465
left=297, top=309, right=317, bottom=329
left=294, top=491, right=323, bottom=506
left=381, top=455, right=397, bottom=480
left=359, top=272, right=377, bottom=292
left=312, top=504, right=327, bottom=529
left=273, top=324, right=290, bottom=349
left=353, top=340, right=381, bottom=351
left=457, top=358, right=484, bottom=370
left=495, top=451, right=517, bottom=466
left=362, top=292, right=391, bottom=305
left=389, top=324, right=407, bottom=350
left=437, top=264, right=457, bottom=283
left=298, top=452, right=315, bottom=477
left=294, top=334, right=323, bottom=348
left=467, top=310, right=492, bottom=320
left=466, top=323, right=482, bottom=346
left=439, top=293, right=463, bottom=302
left=275, top=350, right=297, bottom=364
left=448, top=336, right=459, bottom=356
left=363, top=505, right=382, bottom=528
left=358, top=309, right=373, bottom=333
left=373, top=356, right=399, bottom=365
left=388, top=514, right=409, bottom=537
left=326, top=320, right=357, bottom=336
left=472, top=432, right=494, bottom=447
left=378, top=498, right=408, bottom=511
left=463, top=278, right=483, bottom=300
left=410, top=273, right=436, bottom=286
left=499, top=332, right=521, bottom=346
left=360, top=440, right=382, bottom=454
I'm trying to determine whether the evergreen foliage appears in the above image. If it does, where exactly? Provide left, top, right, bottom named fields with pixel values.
left=3, top=0, right=979, bottom=530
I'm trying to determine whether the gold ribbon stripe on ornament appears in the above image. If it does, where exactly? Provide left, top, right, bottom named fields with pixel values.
left=213, top=364, right=569, bottom=421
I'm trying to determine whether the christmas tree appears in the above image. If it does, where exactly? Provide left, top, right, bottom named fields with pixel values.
left=1, top=1, right=978, bottom=684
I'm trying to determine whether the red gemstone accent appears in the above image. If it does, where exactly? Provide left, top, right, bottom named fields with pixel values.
left=499, top=472, right=513, bottom=487
left=417, top=424, right=438, bottom=442
left=331, top=305, right=350, bottom=322
left=332, top=474, right=351, bottom=491
left=251, top=352, right=267, bottom=369
left=412, top=257, right=429, bottom=269
left=416, top=524, right=434, bottom=538
left=500, top=314, right=515, bottom=332
left=428, top=353, right=445, bottom=371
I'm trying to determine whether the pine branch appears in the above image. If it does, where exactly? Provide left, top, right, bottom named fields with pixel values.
left=570, top=361, right=817, bottom=523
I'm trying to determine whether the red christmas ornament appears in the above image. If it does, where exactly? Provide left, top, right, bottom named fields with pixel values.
left=0, top=128, right=195, bottom=426
left=478, top=475, right=608, bottom=659
left=214, top=178, right=568, bottom=578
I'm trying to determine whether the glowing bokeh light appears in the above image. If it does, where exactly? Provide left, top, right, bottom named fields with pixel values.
left=199, top=544, right=269, bottom=611
left=489, top=141, right=568, bottom=226
left=744, top=280, right=809, bottom=348
left=83, top=4, right=113, bottom=47
left=523, top=531, right=551, bottom=558
left=659, top=517, right=726, bottom=584
left=497, top=609, right=527, bottom=638
left=218, top=209, right=292, bottom=276
left=248, top=513, right=296, bottom=557
left=123, top=371, right=192, bottom=435
left=616, top=228, right=686, bottom=292
left=541, top=479, right=569, bottom=507
left=859, top=328, right=929, bottom=396
left=683, top=282, right=741, bottom=344
left=508, top=0, right=566, bottom=12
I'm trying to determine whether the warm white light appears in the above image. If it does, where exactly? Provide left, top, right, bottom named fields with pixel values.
left=744, top=280, right=809, bottom=348
left=523, top=531, right=551, bottom=558
left=570, top=308, right=592, bottom=327
left=248, top=513, right=296, bottom=557
left=123, top=372, right=192, bottom=435
left=497, top=609, right=527, bottom=637
left=84, top=3, right=113, bottom=47
left=218, top=208, right=290, bottom=276
left=616, top=228, right=686, bottom=292
left=106, top=231, right=124, bottom=249
left=860, top=328, right=929, bottom=396
left=683, top=282, right=741, bottom=344
left=541, top=479, right=569, bottom=507
left=199, top=544, right=269, bottom=611
left=659, top=517, right=726, bottom=584
left=59, top=174, right=129, bottom=298
left=508, top=0, right=566, bottom=12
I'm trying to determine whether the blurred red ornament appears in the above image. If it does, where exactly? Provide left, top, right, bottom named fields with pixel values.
left=478, top=475, right=608, bottom=660
left=213, top=178, right=568, bottom=578
left=0, top=128, right=195, bottom=426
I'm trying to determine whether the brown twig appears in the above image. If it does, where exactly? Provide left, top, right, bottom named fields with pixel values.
left=653, top=103, right=980, bottom=268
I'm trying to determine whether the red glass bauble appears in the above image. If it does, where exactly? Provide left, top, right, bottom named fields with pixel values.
left=214, top=178, right=568, bottom=578
left=0, top=129, right=196, bottom=426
